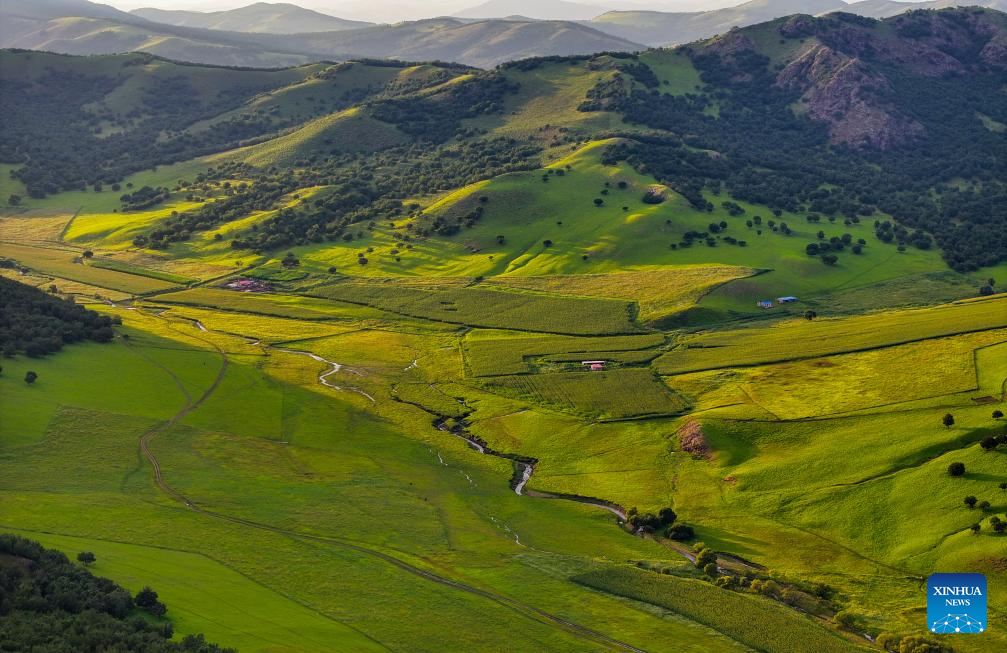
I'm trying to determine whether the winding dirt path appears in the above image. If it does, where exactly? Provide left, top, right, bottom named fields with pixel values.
left=130, top=311, right=647, bottom=653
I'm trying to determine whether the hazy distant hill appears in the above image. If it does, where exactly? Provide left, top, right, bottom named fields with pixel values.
left=0, top=1, right=642, bottom=68
left=454, top=0, right=610, bottom=21
left=0, top=0, right=315, bottom=68
left=131, top=2, right=372, bottom=34
left=847, top=0, right=1006, bottom=18
left=245, top=17, right=642, bottom=67
left=589, top=0, right=1007, bottom=45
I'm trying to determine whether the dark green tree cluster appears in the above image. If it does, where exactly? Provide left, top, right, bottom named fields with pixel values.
left=0, top=60, right=299, bottom=198
left=150, top=137, right=539, bottom=252
left=0, top=277, right=118, bottom=357
left=369, top=72, right=517, bottom=142
left=626, top=506, right=693, bottom=540
left=0, top=534, right=233, bottom=653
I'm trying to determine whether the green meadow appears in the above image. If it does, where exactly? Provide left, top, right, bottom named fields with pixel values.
left=2, top=72, right=1005, bottom=651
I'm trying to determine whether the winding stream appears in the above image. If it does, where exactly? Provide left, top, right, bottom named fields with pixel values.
left=431, top=415, right=627, bottom=521
left=275, top=347, right=376, bottom=403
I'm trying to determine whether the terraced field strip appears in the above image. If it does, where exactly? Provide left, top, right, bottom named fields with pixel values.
left=465, top=332, right=665, bottom=377
left=153, top=288, right=346, bottom=320
left=311, top=281, right=639, bottom=335
left=655, top=296, right=1007, bottom=374
left=482, top=369, right=687, bottom=419
left=0, top=242, right=179, bottom=294
left=88, top=258, right=195, bottom=284
left=485, top=266, right=756, bottom=323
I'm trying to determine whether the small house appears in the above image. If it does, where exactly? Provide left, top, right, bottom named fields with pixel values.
left=756, top=300, right=774, bottom=309
left=582, top=360, right=606, bottom=371
left=777, top=296, right=797, bottom=303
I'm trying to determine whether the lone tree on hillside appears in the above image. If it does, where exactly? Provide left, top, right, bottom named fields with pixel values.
left=964, top=495, right=978, bottom=509
left=77, top=551, right=96, bottom=566
left=942, top=413, right=955, bottom=428
left=970, top=523, right=981, bottom=534
left=24, top=371, right=37, bottom=385
left=993, top=410, right=1004, bottom=419
left=948, top=462, right=966, bottom=477
left=980, top=436, right=999, bottom=451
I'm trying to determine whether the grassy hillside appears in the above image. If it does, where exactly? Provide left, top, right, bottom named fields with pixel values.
left=1, top=9, right=1006, bottom=653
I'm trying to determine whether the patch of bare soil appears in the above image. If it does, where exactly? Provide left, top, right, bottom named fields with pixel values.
left=677, top=420, right=711, bottom=460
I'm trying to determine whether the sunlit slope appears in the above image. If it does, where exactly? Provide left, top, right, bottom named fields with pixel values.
left=295, top=140, right=946, bottom=300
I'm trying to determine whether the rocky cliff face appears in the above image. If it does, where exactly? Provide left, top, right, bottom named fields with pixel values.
left=701, top=9, right=1007, bottom=149
left=776, top=44, right=923, bottom=149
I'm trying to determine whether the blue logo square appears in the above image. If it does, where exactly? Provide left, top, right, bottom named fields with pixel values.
left=927, top=573, right=987, bottom=634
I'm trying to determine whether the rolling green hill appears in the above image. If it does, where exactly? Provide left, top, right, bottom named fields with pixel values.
left=1, top=7, right=1006, bottom=653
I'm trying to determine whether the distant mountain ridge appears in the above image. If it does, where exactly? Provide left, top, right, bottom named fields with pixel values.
left=588, top=0, right=1007, bottom=46
left=0, top=0, right=643, bottom=68
left=131, top=2, right=373, bottom=34
left=454, top=0, right=611, bottom=20
left=5, top=0, right=1007, bottom=68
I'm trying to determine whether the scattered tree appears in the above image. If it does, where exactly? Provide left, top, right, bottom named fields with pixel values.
left=948, top=462, right=966, bottom=477
left=980, top=436, right=998, bottom=451
left=694, top=546, right=717, bottom=569
left=993, top=410, right=1003, bottom=419
left=134, top=586, right=167, bottom=616
left=77, top=551, right=96, bottom=566
left=24, top=371, right=37, bottom=385
left=834, top=610, right=856, bottom=630
left=964, top=495, right=977, bottom=509
left=665, top=524, right=694, bottom=541
left=942, top=413, right=955, bottom=428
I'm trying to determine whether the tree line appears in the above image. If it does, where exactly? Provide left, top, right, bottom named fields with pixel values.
left=0, top=534, right=232, bottom=652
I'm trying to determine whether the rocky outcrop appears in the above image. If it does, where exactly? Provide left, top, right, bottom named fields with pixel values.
left=777, top=44, right=923, bottom=149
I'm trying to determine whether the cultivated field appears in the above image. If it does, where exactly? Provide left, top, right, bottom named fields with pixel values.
left=655, top=296, right=1007, bottom=374
left=0, top=242, right=179, bottom=294
left=312, top=281, right=639, bottom=334
left=464, top=331, right=665, bottom=377
left=482, top=369, right=687, bottom=419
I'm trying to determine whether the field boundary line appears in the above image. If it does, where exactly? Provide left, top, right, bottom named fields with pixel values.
left=57, top=206, right=83, bottom=242
left=660, top=323, right=1007, bottom=376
